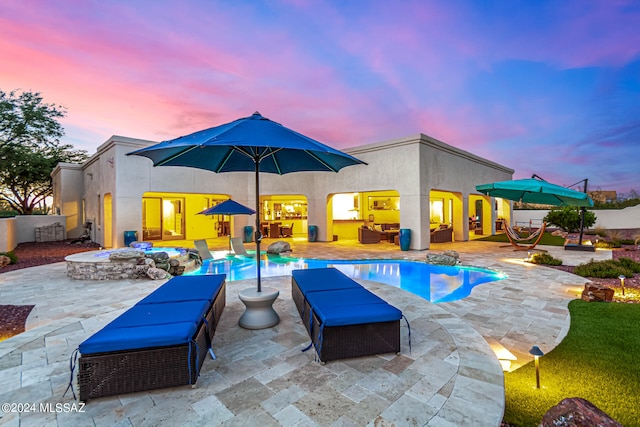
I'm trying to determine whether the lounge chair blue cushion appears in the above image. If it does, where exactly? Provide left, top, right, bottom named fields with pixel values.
left=314, top=303, right=402, bottom=327
left=139, top=274, right=225, bottom=304
left=305, top=288, right=387, bottom=308
left=79, top=322, right=198, bottom=354
left=106, top=301, right=210, bottom=328
left=292, top=268, right=361, bottom=296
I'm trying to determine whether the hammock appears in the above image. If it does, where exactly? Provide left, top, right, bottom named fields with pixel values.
left=502, top=219, right=547, bottom=251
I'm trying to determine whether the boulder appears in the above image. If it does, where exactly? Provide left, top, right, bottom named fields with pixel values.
left=443, top=250, right=459, bottom=260
left=155, top=262, right=169, bottom=271
left=134, top=264, right=151, bottom=277
left=540, top=397, right=622, bottom=427
left=267, top=241, right=291, bottom=254
left=147, top=252, right=170, bottom=264
left=581, top=283, right=614, bottom=302
left=426, top=252, right=459, bottom=266
left=147, top=267, right=169, bottom=280
left=108, top=249, right=145, bottom=261
left=0, top=255, right=11, bottom=269
left=552, top=229, right=569, bottom=238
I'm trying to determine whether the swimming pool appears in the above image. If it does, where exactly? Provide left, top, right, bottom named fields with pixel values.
left=187, top=256, right=506, bottom=303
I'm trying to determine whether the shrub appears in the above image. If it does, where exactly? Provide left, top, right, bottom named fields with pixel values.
left=617, top=257, right=640, bottom=274
left=574, top=259, right=639, bottom=278
left=0, top=251, right=18, bottom=264
left=594, top=226, right=608, bottom=237
left=544, top=207, right=596, bottom=232
left=529, top=252, right=563, bottom=266
left=606, top=229, right=624, bottom=242
left=595, top=240, right=622, bottom=249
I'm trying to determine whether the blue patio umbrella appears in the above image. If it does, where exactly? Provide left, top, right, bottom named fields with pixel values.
left=197, top=199, right=256, bottom=254
left=128, top=112, right=366, bottom=292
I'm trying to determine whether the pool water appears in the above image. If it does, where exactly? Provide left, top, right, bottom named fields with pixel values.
left=187, top=256, right=506, bottom=303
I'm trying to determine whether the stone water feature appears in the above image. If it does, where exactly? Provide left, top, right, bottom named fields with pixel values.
left=65, top=247, right=201, bottom=280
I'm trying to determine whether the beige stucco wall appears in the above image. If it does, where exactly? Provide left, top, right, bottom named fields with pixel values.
left=54, top=133, right=514, bottom=250
left=51, top=162, right=84, bottom=238
left=0, top=218, right=16, bottom=252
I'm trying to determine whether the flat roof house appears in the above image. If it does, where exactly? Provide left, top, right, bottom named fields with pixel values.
left=52, top=133, right=513, bottom=250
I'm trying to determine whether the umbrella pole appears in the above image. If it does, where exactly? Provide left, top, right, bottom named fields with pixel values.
left=255, top=159, right=262, bottom=293
left=578, top=179, right=588, bottom=246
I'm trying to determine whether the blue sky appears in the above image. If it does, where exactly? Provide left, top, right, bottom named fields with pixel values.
left=1, top=0, right=638, bottom=193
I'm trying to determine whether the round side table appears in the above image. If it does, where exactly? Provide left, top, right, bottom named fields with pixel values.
left=238, top=287, right=280, bottom=329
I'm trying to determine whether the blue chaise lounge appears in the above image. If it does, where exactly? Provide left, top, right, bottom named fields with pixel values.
left=291, top=268, right=405, bottom=363
left=76, top=274, right=226, bottom=402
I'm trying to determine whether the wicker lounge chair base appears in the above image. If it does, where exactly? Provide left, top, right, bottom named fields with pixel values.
left=78, top=320, right=210, bottom=401
left=292, top=268, right=404, bottom=363
left=76, top=275, right=226, bottom=402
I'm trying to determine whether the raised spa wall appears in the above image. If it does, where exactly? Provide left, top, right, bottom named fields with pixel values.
left=65, top=248, right=198, bottom=280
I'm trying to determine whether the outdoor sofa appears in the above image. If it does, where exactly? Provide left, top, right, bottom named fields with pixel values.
left=430, top=224, right=453, bottom=243
left=74, top=274, right=226, bottom=402
left=291, top=268, right=408, bottom=363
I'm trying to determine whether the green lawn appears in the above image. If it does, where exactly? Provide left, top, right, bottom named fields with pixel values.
left=476, top=231, right=566, bottom=246
left=503, top=300, right=640, bottom=426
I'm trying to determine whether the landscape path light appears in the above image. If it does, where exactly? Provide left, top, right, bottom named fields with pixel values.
left=529, top=345, right=544, bottom=389
left=619, top=275, right=626, bottom=296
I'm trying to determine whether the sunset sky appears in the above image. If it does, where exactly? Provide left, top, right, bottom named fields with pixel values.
left=1, top=0, right=638, bottom=194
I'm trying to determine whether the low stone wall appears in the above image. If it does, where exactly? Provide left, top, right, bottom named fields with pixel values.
left=65, top=249, right=199, bottom=280
left=66, top=259, right=159, bottom=281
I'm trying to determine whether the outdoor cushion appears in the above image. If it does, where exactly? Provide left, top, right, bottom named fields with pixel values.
left=105, top=300, right=210, bottom=329
left=139, top=274, right=225, bottom=304
left=305, top=288, right=388, bottom=309
left=314, top=302, right=402, bottom=327
left=79, top=322, right=198, bottom=355
left=292, top=268, right=361, bottom=296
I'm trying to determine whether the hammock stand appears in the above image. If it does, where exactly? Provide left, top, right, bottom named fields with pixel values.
left=501, top=220, right=547, bottom=251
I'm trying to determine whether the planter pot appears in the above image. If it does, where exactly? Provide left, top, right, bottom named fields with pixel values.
left=243, top=226, right=254, bottom=243
left=308, top=225, right=318, bottom=242
left=399, top=228, right=411, bottom=251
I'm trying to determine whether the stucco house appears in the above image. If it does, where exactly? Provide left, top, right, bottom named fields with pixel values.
left=51, top=133, right=513, bottom=250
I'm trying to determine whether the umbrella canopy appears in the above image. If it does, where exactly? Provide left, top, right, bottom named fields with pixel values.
left=128, top=112, right=366, bottom=292
left=198, top=199, right=256, bottom=254
left=198, top=199, right=255, bottom=216
left=475, top=177, right=594, bottom=207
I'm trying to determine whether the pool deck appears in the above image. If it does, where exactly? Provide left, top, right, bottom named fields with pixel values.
left=0, top=238, right=610, bottom=426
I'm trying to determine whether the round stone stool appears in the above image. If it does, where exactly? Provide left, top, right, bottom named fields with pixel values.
left=238, top=287, right=280, bottom=329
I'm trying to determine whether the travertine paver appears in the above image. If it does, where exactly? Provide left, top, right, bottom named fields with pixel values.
left=0, top=238, right=610, bottom=426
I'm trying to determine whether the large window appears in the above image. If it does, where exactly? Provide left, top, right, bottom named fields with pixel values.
left=332, top=193, right=360, bottom=220
left=142, top=196, right=185, bottom=240
left=430, top=199, right=444, bottom=224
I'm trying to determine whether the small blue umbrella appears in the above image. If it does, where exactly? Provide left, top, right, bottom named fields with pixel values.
left=128, top=112, right=366, bottom=292
left=198, top=199, right=256, bottom=254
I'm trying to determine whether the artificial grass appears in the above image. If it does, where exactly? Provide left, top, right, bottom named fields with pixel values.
left=476, top=232, right=566, bottom=246
left=503, top=300, right=640, bottom=426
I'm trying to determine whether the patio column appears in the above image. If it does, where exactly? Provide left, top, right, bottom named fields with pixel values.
left=461, top=195, right=470, bottom=241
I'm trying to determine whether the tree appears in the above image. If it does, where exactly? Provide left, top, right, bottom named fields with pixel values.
left=544, top=207, right=596, bottom=232
left=1, top=89, right=65, bottom=148
left=0, top=89, right=88, bottom=214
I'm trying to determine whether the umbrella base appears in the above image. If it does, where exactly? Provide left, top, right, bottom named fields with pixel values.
left=238, top=287, right=280, bottom=329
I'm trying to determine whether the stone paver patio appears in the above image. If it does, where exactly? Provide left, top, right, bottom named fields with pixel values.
left=0, top=238, right=609, bottom=426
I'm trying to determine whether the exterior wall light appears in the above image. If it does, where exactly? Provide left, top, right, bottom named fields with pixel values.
left=619, top=275, right=625, bottom=296
left=529, top=345, right=544, bottom=389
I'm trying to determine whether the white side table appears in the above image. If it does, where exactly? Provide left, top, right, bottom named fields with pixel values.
left=238, top=287, right=280, bottom=329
